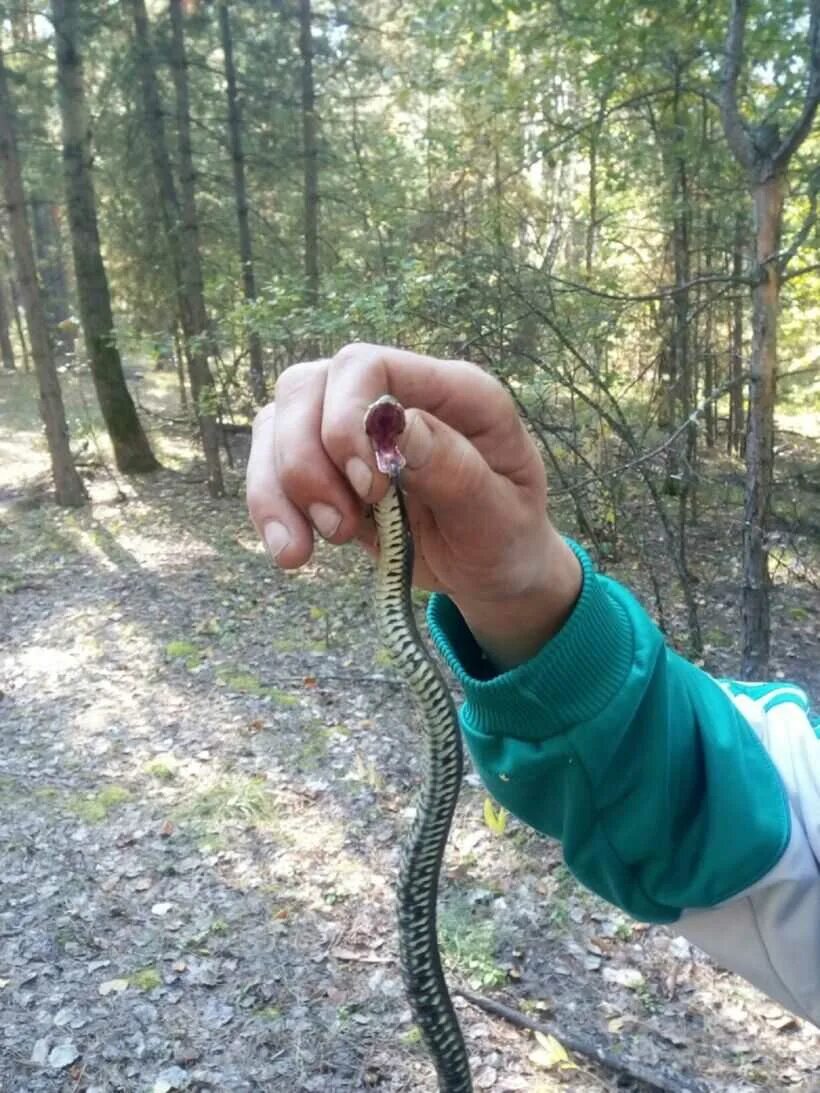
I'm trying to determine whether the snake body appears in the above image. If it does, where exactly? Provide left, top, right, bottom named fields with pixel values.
left=367, top=396, right=473, bottom=1093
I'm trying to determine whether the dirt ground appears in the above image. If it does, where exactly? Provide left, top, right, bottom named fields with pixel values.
left=1, top=366, right=818, bottom=1093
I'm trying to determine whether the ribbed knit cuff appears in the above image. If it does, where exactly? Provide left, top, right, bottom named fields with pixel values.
left=427, top=540, right=635, bottom=740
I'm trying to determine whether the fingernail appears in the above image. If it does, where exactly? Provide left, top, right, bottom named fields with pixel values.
left=346, top=456, right=373, bottom=498
left=402, top=413, right=433, bottom=470
left=309, top=502, right=342, bottom=539
left=263, top=520, right=290, bottom=561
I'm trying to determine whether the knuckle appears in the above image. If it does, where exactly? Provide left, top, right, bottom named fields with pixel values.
left=332, top=341, right=377, bottom=370
left=274, top=358, right=325, bottom=401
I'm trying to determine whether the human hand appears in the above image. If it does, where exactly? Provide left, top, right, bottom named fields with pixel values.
left=246, top=344, right=581, bottom=668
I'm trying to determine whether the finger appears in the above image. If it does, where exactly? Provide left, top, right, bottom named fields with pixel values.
left=247, top=403, right=315, bottom=567
left=272, top=360, right=366, bottom=545
left=320, top=343, right=513, bottom=499
left=399, top=408, right=510, bottom=528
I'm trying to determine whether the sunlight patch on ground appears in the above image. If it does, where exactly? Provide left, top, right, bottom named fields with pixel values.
left=775, top=408, right=819, bottom=438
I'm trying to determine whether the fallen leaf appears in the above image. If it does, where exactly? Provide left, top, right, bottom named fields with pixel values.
left=483, top=797, right=507, bottom=836
left=602, top=966, right=644, bottom=990
left=99, top=978, right=129, bottom=996
left=529, top=1030, right=577, bottom=1071
left=48, top=1042, right=79, bottom=1069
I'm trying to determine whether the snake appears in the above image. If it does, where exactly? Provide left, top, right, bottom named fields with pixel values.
left=365, top=395, right=473, bottom=1093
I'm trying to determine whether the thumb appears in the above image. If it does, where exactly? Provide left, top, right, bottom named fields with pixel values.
left=398, top=408, right=501, bottom=520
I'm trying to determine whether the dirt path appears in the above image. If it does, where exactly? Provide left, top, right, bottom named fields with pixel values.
left=1, top=368, right=818, bottom=1092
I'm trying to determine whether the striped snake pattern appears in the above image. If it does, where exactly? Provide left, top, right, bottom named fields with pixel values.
left=372, top=469, right=474, bottom=1093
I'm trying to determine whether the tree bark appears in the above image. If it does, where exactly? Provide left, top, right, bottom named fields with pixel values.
left=298, top=0, right=320, bottom=333
left=742, top=176, right=783, bottom=673
left=129, top=0, right=224, bottom=496
left=8, top=276, right=30, bottom=370
left=728, top=212, right=745, bottom=455
left=53, top=0, right=159, bottom=474
left=30, top=198, right=75, bottom=360
left=0, top=47, right=85, bottom=505
left=0, top=275, right=15, bottom=368
left=219, top=1, right=266, bottom=405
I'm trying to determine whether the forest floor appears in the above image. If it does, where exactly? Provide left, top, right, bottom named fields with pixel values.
left=1, top=364, right=818, bottom=1093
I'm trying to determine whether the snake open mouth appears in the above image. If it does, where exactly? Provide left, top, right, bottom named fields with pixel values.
left=365, top=395, right=407, bottom=477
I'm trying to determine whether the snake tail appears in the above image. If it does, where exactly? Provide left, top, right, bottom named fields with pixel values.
left=373, top=473, right=473, bottom=1093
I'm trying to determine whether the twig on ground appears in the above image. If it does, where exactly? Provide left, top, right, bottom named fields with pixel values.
left=456, top=986, right=710, bottom=1093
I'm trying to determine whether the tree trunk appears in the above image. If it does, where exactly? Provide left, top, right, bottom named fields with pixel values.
left=9, top=276, right=30, bottom=370
left=129, top=0, right=223, bottom=496
left=30, top=198, right=75, bottom=360
left=729, top=212, right=745, bottom=455
left=741, top=175, right=783, bottom=676
left=53, top=0, right=159, bottom=474
left=298, top=0, right=320, bottom=336
left=219, top=0, right=266, bottom=405
left=0, top=47, right=85, bottom=505
left=0, top=275, right=15, bottom=368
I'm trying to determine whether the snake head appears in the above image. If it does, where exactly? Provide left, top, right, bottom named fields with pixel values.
left=365, top=395, right=407, bottom=477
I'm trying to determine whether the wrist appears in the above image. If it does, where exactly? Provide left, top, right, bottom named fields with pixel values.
left=454, top=529, right=582, bottom=671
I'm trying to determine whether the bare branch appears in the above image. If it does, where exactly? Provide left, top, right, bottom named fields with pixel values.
left=550, top=371, right=750, bottom=499
left=782, top=261, right=820, bottom=282
left=719, top=0, right=754, bottom=170
left=537, top=268, right=753, bottom=303
left=774, top=0, right=820, bottom=168
left=457, top=987, right=709, bottom=1093
left=779, top=177, right=818, bottom=270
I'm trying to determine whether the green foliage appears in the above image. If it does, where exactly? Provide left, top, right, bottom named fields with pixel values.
left=438, top=906, right=507, bottom=988
left=68, top=785, right=131, bottom=823
left=129, top=967, right=161, bottom=992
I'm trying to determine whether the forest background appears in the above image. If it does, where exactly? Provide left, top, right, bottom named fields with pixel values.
left=0, top=1, right=818, bottom=1091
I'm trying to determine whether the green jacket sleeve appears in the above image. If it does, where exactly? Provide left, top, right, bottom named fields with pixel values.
left=427, top=541, right=790, bottom=924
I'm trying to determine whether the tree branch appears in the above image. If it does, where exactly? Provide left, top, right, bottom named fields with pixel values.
left=719, top=0, right=754, bottom=170
left=456, top=987, right=709, bottom=1093
left=778, top=169, right=818, bottom=269
left=773, top=0, right=820, bottom=168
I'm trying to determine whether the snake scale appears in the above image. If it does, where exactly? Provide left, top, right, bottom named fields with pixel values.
left=365, top=395, right=473, bottom=1093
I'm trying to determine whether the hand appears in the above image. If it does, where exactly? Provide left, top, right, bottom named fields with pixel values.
left=246, top=344, right=581, bottom=668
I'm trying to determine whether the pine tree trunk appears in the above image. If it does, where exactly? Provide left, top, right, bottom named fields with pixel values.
left=298, top=0, right=320, bottom=336
left=218, top=1, right=266, bottom=405
left=0, top=275, right=15, bottom=368
left=0, top=47, right=85, bottom=505
left=129, top=0, right=223, bottom=496
left=53, top=0, right=158, bottom=474
left=729, top=212, right=745, bottom=455
left=8, top=277, right=30, bottom=370
left=30, top=199, right=75, bottom=360
left=741, top=175, right=783, bottom=677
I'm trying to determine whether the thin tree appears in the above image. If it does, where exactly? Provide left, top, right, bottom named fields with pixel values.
left=719, top=0, right=820, bottom=676
left=129, top=0, right=224, bottom=497
left=298, top=0, right=319, bottom=346
left=30, top=198, right=75, bottom=359
left=219, top=1, right=266, bottom=404
left=0, top=46, right=85, bottom=506
left=0, top=276, right=15, bottom=369
left=52, top=0, right=159, bottom=474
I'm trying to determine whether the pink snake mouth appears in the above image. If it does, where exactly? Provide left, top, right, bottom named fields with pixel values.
left=364, top=395, right=407, bottom=477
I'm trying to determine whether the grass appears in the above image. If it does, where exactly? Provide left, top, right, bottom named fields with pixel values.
left=130, top=967, right=161, bottom=992
left=438, top=904, right=506, bottom=989
left=67, top=785, right=131, bottom=823
left=178, top=773, right=278, bottom=831
left=144, top=753, right=178, bottom=781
